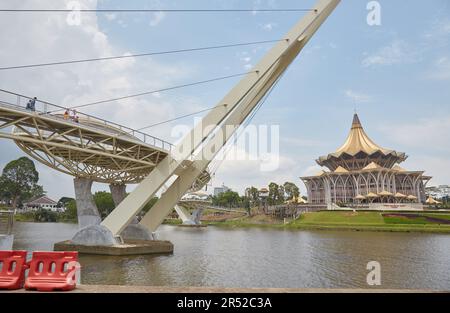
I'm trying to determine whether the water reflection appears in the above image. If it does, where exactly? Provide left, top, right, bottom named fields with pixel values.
left=12, top=222, right=450, bottom=289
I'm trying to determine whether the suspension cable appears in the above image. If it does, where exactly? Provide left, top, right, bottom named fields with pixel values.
left=0, top=9, right=317, bottom=13
left=0, top=39, right=287, bottom=71
left=209, top=69, right=287, bottom=176
left=136, top=104, right=227, bottom=131
left=51, top=71, right=256, bottom=112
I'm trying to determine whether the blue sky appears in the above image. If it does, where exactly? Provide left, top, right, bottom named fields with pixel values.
left=0, top=0, right=449, bottom=199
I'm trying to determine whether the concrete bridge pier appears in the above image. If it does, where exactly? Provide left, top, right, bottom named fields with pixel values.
left=191, top=208, right=204, bottom=225
left=74, top=177, right=101, bottom=228
left=0, top=235, right=13, bottom=250
left=71, top=177, right=117, bottom=246
left=55, top=181, right=172, bottom=254
left=109, top=183, right=153, bottom=241
left=175, top=204, right=204, bottom=226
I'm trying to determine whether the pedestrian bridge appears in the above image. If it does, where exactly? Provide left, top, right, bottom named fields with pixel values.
left=175, top=199, right=247, bottom=225
left=0, top=89, right=210, bottom=187
left=0, top=0, right=340, bottom=252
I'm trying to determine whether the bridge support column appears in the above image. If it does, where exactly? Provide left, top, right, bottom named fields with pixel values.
left=175, top=205, right=204, bottom=225
left=0, top=235, right=13, bottom=250
left=70, top=178, right=117, bottom=246
left=191, top=208, right=204, bottom=225
left=74, top=177, right=101, bottom=228
left=109, top=183, right=153, bottom=241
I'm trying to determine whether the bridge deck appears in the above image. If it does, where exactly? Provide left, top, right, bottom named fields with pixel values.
left=0, top=93, right=172, bottom=183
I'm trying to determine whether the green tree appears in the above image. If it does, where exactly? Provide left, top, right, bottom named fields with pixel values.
left=242, top=196, right=251, bottom=215
left=268, top=182, right=278, bottom=205
left=63, top=199, right=77, bottom=221
left=277, top=185, right=285, bottom=204
left=57, top=197, right=74, bottom=208
left=0, top=157, right=43, bottom=208
left=93, top=191, right=115, bottom=219
left=268, top=182, right=285, bottom=205
left=34, top=208, right=58, bottom=222
left=245, top=186, right=259, bottom=205
left=283, top=182, right=300, bottom=200
left=212, top=190, right=241, bottom=208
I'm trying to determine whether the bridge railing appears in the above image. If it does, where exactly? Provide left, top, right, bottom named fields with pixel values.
left=0, top=89, right=174, bottom=152
left=0, top=210, right=14, bottom=235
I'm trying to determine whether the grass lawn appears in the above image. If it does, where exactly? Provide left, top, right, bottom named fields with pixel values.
left=296, top=211, right=385, bottom=225
left=163, top=211, right=450, bottom=233
left=287, top=211, right=450, bottom=233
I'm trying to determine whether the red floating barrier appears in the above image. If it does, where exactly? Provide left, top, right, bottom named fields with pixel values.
left=24, top=251, right=79, bottom=292
left=0, top=250, right=28, bottom=290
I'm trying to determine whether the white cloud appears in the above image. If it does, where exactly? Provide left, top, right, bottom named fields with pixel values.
left=105, top=13, right=117, bottom=21
left=379, top=116, right=450, bottom=152
left=329, top=42, right=337, bottom=49
left=344, top=89, right=372, bottom=103
left=0, top=0, right=195, bottom=199
left=427, top=57, right=450, bottom=81
left=261, top=23, right=277, bottom=31
left=362, top=40, right=418, bottom=67
left=402, top=156, right=450, bottom=187
left=281, top=137, right=324, bottom=148
left=423, top=17, right=450, bottom=44
left=238, top=52, right=253, bottom=70
left=301, top=165, right=323, bottom=177
left=117, top=19, right=127, bottom=28
left=212, top=149, right=306, bottom=194
left=149, top=11, right=166, bottom=27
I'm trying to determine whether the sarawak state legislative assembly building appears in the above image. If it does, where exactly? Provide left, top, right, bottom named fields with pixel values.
left=301, top=114, right=432, bottom=206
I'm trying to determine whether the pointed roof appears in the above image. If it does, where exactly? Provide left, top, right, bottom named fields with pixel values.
left=426, top=196, right=441, bottom=204
left=335, top=114, right=391, bottom=156
left=394, top=192, right=407, bottom=198
left=317, top=114, right=407, bottom=165
left=334, top=166, right=349, bottom=173
left=363, top=162, right=382, bottom=171
left=315, top=170, right=326, bottom=177
left=24, top=196, right=57, bottom=206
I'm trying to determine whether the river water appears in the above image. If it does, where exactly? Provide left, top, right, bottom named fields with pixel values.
left=11, top=222, right=450, bottom=290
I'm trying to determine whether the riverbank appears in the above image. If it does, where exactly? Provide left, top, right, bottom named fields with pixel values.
left=14, top=212, right=76, bottom=223
left=201, top=211, right=450, bottom=234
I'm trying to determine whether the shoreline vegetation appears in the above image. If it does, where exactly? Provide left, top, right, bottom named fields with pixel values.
left=12, top=210, right=450, bottom=234
left=166, top=210, right=450, bottom=234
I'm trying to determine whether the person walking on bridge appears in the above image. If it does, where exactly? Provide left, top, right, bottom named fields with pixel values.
left=26, top=97, right=37, bottom=111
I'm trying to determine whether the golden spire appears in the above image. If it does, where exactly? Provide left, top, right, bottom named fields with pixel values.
left=316, top=113, right=408, bottom=168
left=334, top=113, right=390, bottom=156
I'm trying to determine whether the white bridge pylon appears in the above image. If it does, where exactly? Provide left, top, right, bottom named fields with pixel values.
left=100, top=0, right=341, bottom=237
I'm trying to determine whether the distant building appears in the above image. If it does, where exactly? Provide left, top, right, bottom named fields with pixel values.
left=301, top=114, right=432, bottom=205
left=213, top=184, right=230, bottom=196
left=182, top=191, right=209, bottom=201
left=258, top=188, right=269, bottom=198
left=22, top=196, right=65, bottom=213
left=426, top=185, right=450, bottom=200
